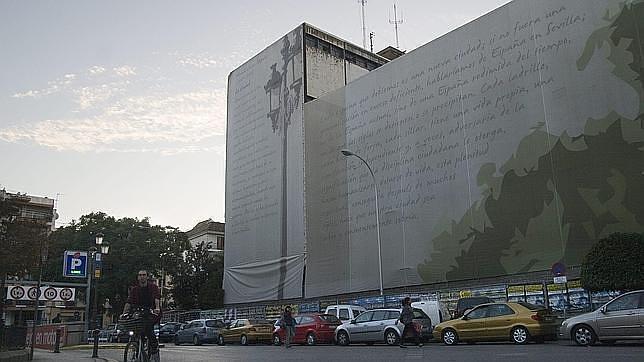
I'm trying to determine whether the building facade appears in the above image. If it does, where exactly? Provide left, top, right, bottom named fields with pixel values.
left=224, top=0, right=644, bottom=306
left=186, top=219, right=225, bottom=253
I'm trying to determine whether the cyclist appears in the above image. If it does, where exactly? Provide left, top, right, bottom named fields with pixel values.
left=122, top=270, right=161, bottom=356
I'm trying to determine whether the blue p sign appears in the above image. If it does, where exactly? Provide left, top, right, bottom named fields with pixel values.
left=63, top=250, right=88, bottom=278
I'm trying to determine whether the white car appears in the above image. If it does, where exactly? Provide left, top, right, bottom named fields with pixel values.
left=324, top=305, right=367, bottom=323
left=411, top=300, right=451, bottom=330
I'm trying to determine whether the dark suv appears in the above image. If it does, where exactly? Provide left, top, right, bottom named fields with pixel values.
left=454, top=296, right=494, bottom=318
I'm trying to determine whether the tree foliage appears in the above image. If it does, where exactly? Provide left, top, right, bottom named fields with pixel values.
left=43, top=212, right=189, bottom=315
left=580, top=232, right=644, bottom=292
left=0, top=197, right=47, bottom=279
left=170, top=242, right=224, bottom=310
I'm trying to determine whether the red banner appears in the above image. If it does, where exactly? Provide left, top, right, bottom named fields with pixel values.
left=25, top=325, right=67, bottom=350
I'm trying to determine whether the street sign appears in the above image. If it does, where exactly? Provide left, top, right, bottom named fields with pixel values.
left=6, top=286, right=76, bottom=301
left=553, top=275, right=568, bottom=284
left=63, top=251, right=88, bottom=278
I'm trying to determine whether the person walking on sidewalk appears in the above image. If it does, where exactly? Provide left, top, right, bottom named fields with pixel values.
left=399, top=297, right=422, bottom=348
left=280, top=306, right=297, bottom=348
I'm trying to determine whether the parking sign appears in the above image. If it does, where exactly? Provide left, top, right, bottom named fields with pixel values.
left=63, top=251, right=88, bottom=278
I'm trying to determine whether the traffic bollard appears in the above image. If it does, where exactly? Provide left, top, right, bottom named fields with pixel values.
left=92, top=329, right=100, bottom=358
left=53, top=328, right=61, bottom=353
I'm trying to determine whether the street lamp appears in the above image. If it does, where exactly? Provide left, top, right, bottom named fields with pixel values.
left=341, top=148, right=383, bottom=296
left=85, top=232, right=109, bottom=345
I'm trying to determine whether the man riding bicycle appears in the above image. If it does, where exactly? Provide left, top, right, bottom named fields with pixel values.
left=122, top=270, right=161, bottom=355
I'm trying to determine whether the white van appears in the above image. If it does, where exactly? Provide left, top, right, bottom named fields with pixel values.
left=324, top=305, right=367, bottom=322
left=411, top=300, right=451, bottom=329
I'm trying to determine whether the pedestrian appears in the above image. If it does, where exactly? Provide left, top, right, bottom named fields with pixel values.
left=280, top=306, right=296, bottom=348
left=399, top=297, right=422, bottom=348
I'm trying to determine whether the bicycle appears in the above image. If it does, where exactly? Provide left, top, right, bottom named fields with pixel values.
left=119, top=309, right=160, bottom=362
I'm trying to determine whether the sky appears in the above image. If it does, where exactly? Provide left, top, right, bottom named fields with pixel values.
left=0, top=0, right=510, bottom=231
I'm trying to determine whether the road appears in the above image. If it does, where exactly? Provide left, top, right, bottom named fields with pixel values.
left=34, top=341, right=644, bottom=362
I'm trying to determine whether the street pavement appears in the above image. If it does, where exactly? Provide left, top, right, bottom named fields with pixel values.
left=29, top=340, right=644, bottom=362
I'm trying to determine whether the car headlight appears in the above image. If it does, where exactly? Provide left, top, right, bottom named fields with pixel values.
left=129, top=331, right=134, bottom=336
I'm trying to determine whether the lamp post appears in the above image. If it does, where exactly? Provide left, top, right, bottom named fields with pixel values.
left=84, top=232, right=109, bottom=346
left=341, top=149, right=383, bottom=296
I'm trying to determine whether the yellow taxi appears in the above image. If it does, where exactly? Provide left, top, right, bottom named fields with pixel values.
left=433, top=301, right=558, bottom=345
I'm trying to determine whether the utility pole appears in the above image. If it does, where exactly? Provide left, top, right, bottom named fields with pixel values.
left=359, top=0, right=368, bottom=49
left=389, top=3, right=404, bottom=49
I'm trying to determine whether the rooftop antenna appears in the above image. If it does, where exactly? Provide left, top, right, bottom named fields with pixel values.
left=359, top=0, right=367, bottom=49
left=369, top=32, right=375, bottom=53
left=389, top=3, right=404, bottom=49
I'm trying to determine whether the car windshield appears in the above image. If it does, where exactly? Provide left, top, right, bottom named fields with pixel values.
left=319, top=315, right=341, bottom=323
left=160, top=324, right=175, bottom=331
left=206, top=320, right=226, bottom=328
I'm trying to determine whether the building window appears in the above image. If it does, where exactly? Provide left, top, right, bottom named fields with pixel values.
left=216, top=235, right=225, bottom=250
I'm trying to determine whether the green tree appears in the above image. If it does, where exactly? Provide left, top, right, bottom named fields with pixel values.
left=170, top=242, right=224, bottom=310
left=0, top=196, right=49, bottom=348
left=42, top=212, right=189, bottom=319
left=580, top=232, right=644, bottom=292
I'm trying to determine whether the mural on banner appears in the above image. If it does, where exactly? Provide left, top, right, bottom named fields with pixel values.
left=224, top=26, right=306, bottom=303
left=304, top=0, right=644, bottom=297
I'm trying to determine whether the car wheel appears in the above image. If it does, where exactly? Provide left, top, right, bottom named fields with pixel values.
left=193, top=335, right=201, bottom=346
left=240, top=334, right=248, bottom=346
left=174, top=336, right=181, bottom=346
left=273, top=334, right=281, bottom=346
left=442, top=329, right=459, bottom=346
left=337, top=331, right=350, bottom=346
left=218, top=335, right=225, bottom=346
left=306, top=332, right=317, bottom=346
left=384, top=330, right=399, bottom=346
left=511, top=326, right=529, bottom=344
left=572, top=325, right=596, bottom=346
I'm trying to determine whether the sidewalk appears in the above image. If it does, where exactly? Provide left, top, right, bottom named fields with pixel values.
left=32, top=349, right=119, bottom=362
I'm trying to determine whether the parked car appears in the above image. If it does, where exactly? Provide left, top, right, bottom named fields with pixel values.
left=324, top=305, right=367, bottom=323
left=433, top=301, right=558, bottom=345
left=174, top=319, right=225, bottom=345
left=158, top=322, right=182, bottom=343
left=335, top=307, right=432, bottom=346
left=560, top=290, right=644, bottom=346
left=412, top=300, right=451, bottom=329
left=217, top=319, right=273, bottom=345
left=87, top=329, right=109, bottom=343
left=272, top=313, right=341, bottom=346
left=104, top=324, right=128, bottom=343
left=453, top=296, right=494, bottom=318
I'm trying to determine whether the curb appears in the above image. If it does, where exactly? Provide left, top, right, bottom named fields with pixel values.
left=62, top=343, right=126, bottom=351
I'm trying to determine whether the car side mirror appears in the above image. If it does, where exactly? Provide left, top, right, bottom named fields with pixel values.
left=600, top=306, right=607, bottom=314
left=461, top=315, right=468, bottom=321
left=350, top=319, right=356, bottom=324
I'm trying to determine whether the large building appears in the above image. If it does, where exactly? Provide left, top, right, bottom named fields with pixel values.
left=0, top=190, right=57, bottom=231
left=224, top=0, right=644, bottom=308
left=186, top=219, right=225, bottom=253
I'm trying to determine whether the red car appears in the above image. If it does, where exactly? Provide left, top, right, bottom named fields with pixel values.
left=272, top=313, right=342, bottom=346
